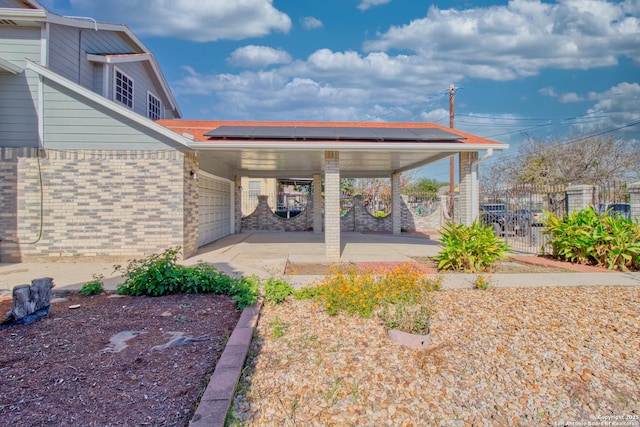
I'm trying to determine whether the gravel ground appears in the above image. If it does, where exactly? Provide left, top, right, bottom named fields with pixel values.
left=230, top=286, right=640, bottom=427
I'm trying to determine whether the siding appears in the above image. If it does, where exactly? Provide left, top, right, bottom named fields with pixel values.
left=47, top=25, right=175, bottom=120
left=0, top=0, right=23, bottom=7
left=0, top=26, right=40, bottom=147
left=48, top=24, right=137, bottom=90
left=42, top=77, right=180, bottom=150
left=111, top=61, right=167, bottom=119
left=198, top=154, right=234, bottom=181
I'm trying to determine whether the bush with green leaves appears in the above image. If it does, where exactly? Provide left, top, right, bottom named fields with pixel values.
left=376, top=297, right=434, bottom=335
left=114, top=247, right=259, bottom=309
left=435, top=221, right=512, bottom=273
left=263, top=278, right=294, bottom=305
left=79, top=274, right=105, bottom=296
left=544, top=207, right=640, bottom=271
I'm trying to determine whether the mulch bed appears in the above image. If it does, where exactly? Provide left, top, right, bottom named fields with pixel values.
left=0, top=292, right=240, bottom=427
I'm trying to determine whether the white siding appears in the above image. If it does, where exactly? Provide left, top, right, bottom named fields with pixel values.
left=0, top=27, right=40, bottom=147
left=42, top=77, right=179, bottom=150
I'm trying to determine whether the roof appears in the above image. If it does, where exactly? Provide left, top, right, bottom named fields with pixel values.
left=204, top=125, right=463, bottom=142
left=157, top=120, right=507, bottom=179
left=158, top=120, right=502, bottom=146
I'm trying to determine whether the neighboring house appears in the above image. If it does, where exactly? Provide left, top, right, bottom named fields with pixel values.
left=1, top=1, right=508, bottom=263
left=0, top=0, right=212, bottom=262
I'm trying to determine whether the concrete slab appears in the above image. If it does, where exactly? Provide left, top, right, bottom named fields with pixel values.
left=2, top=231, right=639, bottom=292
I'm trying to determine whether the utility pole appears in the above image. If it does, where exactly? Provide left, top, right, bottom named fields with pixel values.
left=449, top=84, right=455, bottom=220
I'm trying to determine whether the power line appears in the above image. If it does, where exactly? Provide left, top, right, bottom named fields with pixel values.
left=483, top=117, right=640, bottom=164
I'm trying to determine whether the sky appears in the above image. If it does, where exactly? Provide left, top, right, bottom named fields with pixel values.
left=38, top=0, right=640, bottom=182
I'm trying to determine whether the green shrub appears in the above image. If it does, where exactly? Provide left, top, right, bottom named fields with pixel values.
left=435, top=221, right=512, bottom=273
left=376, top=297, right=434, bottom=334
left=544, top=207, right=640, bottom=271
left=114, top=248, right=260, bottom=308
left=230, top=275, right=260, bottom=310
left=114, top=247, right=186, bottom=296
left=79, top=274, right=105, bottom=296
left=372, top=211, right=388, bottom=218
left=263, top=278, right=294, bottom=305
left=293, top=285, right=323, bottom=300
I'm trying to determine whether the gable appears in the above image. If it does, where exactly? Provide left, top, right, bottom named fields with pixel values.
left=0, top=0, right=38, bottom=9
left=42, top=76, right=183, bottom=151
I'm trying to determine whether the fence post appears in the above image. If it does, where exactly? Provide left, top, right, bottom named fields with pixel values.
left=629, top=182, right=640, bottom=221
left=565, top=185, right=595, bottom=212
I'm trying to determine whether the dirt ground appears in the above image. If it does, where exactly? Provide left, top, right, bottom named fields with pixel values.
left=0, top=292, right=240, bottom=427
left=285, top=256, right=574, bottom=275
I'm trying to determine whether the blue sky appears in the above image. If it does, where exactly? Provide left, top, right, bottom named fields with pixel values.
left=39, top=0, right=640, bottom=182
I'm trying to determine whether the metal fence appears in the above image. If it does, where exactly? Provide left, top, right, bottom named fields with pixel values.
left=594, top=180, right=631, bottom=215
left=480, top=184, right=567, bottom=254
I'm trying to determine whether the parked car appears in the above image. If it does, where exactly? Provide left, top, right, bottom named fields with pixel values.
left=600, top=203, right=631, bottom=219
left=514, top=208, right=546, bottom=227
left=480, top=203, right=527, bottom=235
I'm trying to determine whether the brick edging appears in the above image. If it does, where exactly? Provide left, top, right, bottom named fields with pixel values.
left=189, top=300, right=262, bottom=427
left=508, top=255, right=616, bottom=273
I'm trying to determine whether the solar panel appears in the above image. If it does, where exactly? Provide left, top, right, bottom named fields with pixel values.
left=204, top=126, right=465, bottom=141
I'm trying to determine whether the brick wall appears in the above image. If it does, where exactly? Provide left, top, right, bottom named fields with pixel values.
left=341, top=194, right=444, bottom=233
left=566, top=185, right=595, bottom=213
left=238, top=192, right=445, bottom=235
left=182, top=152, right=199, bottom=259
left=0, top=148, right=193, bottom=261
left=241, top=195, right=313, bottom=232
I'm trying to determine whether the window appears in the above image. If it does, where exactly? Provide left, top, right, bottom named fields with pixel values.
left=248, top=180, right=261, bottom=199
left=114, top=68, right=134, bottom=108
left=147, top=92, right=163, bottom=120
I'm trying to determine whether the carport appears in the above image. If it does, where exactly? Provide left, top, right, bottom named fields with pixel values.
left=159, top=120, right=507, bottom=261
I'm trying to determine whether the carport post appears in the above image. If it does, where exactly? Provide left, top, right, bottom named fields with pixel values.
left=324, top=151, right=340, bottom=261
left=392, top=173, right=401, bottom=235
left=313, top=173, right=322, bottom=233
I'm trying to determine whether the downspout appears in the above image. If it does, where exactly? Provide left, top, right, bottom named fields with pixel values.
left=471, top=149, right=493, bottom=222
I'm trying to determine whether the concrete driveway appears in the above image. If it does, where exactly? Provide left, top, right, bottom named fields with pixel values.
left=1, top=232, right=442, bottom=292
left=3, top=231, right=639, bottom=293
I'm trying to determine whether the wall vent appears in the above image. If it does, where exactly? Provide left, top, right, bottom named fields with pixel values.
left=0, top=19, right=18, bottom=26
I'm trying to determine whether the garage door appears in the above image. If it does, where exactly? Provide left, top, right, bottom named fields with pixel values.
left=198, top=173, right=232, bottom=247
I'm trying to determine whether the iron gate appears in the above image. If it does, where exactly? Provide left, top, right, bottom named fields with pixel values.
left=480, top=184, right=567, bottom=254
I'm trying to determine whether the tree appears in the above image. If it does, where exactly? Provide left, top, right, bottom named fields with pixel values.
left=482, top=134, right=640, bottom=188
left=402, top=178, right=448, bottom=194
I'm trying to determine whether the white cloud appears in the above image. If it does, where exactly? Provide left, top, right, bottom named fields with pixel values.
left=358, top=0, right=392, bottom=11
left=67, top=0, right=291, bottom=42
left=173, top=51, right=452, bottom=121
left=364, top=0, right=640, bottom=79
left=227, top=45, right=292, bottom=68
left=539, top=87, right=558, bottom=97
left=172, top=1, right=639, bottom=123
left=559, top=92, right=585, bottom=103
left=301, top=16, right=323, bottom=30
left=586, top=82, right=640, bottom=126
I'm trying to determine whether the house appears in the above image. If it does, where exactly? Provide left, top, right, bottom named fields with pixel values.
left=0, top=0, right=199, bottom=262
left=1, top=1, right=508, bottom=263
